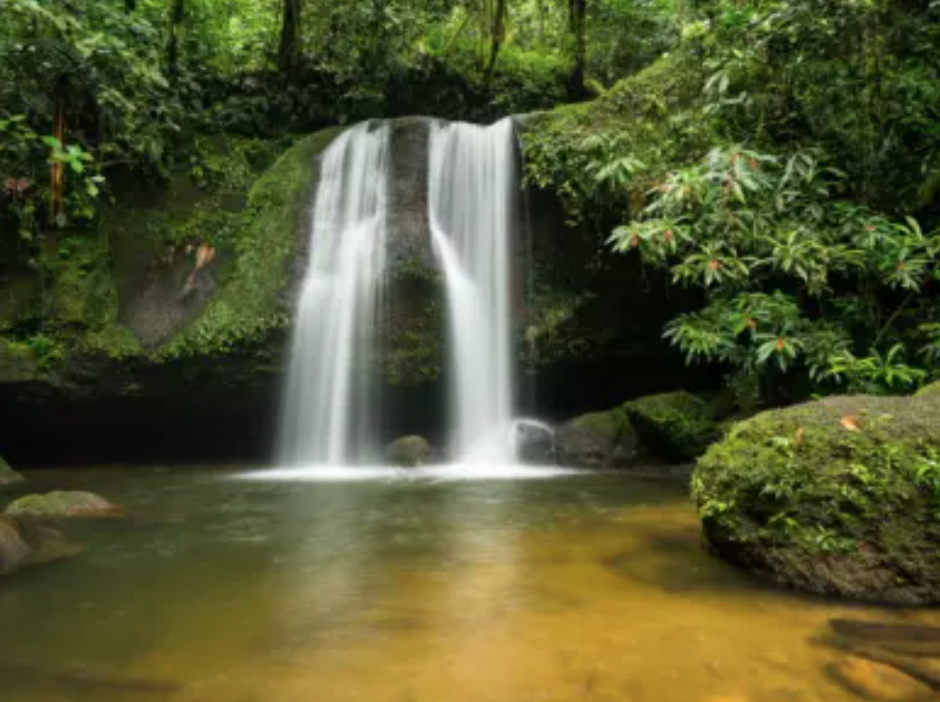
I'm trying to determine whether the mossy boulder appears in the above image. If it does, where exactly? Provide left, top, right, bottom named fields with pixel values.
left=0, top=515, right=77, bottom=575
left=6, top=491, right=122, bottom=519
left=624, top=391, right=718, bottom=462
left=693, top=394, right=940, bottom=604
left=556, top=408, right=638, bottom=469
left=0, top=456, right=24, bottom=486
left=916, top=380, right=940, bottom=397
left=386, top=436, right=432, bottom=467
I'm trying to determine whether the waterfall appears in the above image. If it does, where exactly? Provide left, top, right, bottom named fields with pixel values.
left=277, top=121, right=391, bottom=466
left=428, top=118, right=516, bottom=463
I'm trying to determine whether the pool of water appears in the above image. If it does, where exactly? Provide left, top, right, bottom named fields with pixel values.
left=1, top=467, right=936, bottom=702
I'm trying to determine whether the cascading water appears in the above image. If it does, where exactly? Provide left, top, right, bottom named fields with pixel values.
left=428, top=118, right=517, bottom=464
left=277, top=121, right=391, bottom=466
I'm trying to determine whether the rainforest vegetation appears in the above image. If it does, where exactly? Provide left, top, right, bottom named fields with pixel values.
left=1, top=0, right=939, bottom=408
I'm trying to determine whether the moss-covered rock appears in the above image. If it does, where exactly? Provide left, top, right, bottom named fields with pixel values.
left=6, top=491, right=121, bottom=519
left=624, top=391, right=718, bottom=462
left=0, top=456, right=24, bottom=486
left=556, top=408, right=638, bottom=469
left=916, top=380, right=940, bottom=397
left=693, top=394, right=940, bottom=604
left=386, top=435, right=433, bottom=467
left=162, top=128, right=343, bottom=358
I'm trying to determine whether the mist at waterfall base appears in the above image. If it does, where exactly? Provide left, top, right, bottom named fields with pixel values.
left=273, top=118, right=560, bottom=475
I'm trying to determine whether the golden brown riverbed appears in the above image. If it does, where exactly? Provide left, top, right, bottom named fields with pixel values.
left=1, top=468, right=937, bottom=702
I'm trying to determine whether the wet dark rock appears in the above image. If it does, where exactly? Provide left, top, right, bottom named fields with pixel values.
left=830, top=619, right=940, bottom=657
left=386, top=436, right=433, bottom=467
left=829, top=655, right=934, bottom=702
left=6, top=491, right=122, bottom=519
left=0, top=514, right=79, bottom=575
left=512, top=421, right=556, bottom=465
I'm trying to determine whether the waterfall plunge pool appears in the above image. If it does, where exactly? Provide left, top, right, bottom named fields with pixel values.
left=2, top=467, right=937, bottom=702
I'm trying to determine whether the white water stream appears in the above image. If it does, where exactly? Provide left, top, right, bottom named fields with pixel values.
left=277, top=121, right=391, bottom=466
left=428, top=118, right=517, bottom=464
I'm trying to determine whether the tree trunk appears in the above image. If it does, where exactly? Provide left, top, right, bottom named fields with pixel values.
left=167, top=0, right=185, bottom=80
left=568, top=0, right=588, bottom=98
left=278, top=0, right=302, bottom=78
left=483, top=0, right=508, bottom=82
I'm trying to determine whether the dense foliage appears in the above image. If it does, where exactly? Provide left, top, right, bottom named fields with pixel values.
left=526, top=0, right=940, bottom=403
left=1, top=0, right=939, bottom=401
left=0, top=0, right=678, bottom=359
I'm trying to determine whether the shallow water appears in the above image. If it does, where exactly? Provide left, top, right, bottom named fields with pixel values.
left=1, top=467, right=937, bottom=702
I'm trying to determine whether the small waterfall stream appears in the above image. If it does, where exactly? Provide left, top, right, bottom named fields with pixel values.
left=277, top=121, right=391, bottom=466
left=428, top=118, right=517, bottom=463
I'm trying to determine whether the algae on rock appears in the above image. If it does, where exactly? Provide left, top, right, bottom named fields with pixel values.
left=555, top=407, right=638, bottom=469
left=624, top=391, right=718, bottom=462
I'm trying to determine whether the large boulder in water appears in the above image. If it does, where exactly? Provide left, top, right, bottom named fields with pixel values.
left=693, top=394, right=940, bottom=604
left=0, top=456, right=24, bottom=486
left=6, top=491, right=122, bottom=519
left=624, top=391, right=718, bottom=462
left=386, top=436, right=432, bottom=467
left=556, top=408, right=638, bottom=469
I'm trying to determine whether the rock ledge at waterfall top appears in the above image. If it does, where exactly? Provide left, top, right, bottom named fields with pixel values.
left=693, top=393, right=940, bottom=604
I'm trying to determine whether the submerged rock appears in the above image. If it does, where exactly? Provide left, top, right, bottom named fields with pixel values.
left=0, top=516, right=30, bottom=573
left=624, top=391, right=718, bottom=462
left=386, top=436, right=432, bottom=467
left=555, top=408, right=638, bottom=469
left=6, top=491, right=122, bottom=519
left=0, top=515, right=77, bottom=575
left=830, top=656, right=934, bottom=702
left=0, top=456, right=24, bottom=486
left=693, top=394, right=940, bottom=604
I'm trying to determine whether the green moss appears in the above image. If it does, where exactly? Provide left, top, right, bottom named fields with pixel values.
left=386, top=435, right=432, bottom=467
left=692, top=394, right=940, bottom=602
left=576, top=408, right=629, bottom=439
left=521, top=51, right=709, bottom=224
left=6, top=490, right=117, bottom=518
left=160, top=127, right=344, bottom=358
left=0, top=338, right=38, bottom=382
left=916, top=380, right=940, bottom=397
left=0, top=275, right=41, bottom=332
left=82, top=324, right=143, bottom=359
left=624, top=391, right=717, bottom=461
left=45, top=234, right=119, bottom=329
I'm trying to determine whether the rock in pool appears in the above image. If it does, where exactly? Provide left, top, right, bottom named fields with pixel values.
left=694, top=393, right=940, bottom=604
left=0, top=514, right=80, bottom=575
left=386, top=436, right=432, bottom=467
left=6, top=491, right=123, bottom=519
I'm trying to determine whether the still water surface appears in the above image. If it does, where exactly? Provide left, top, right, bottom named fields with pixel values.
left=1, top=468, right=936, bottom=702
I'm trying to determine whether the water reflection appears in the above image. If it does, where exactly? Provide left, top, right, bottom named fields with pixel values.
left=2, top=470, right=939, bottom=702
